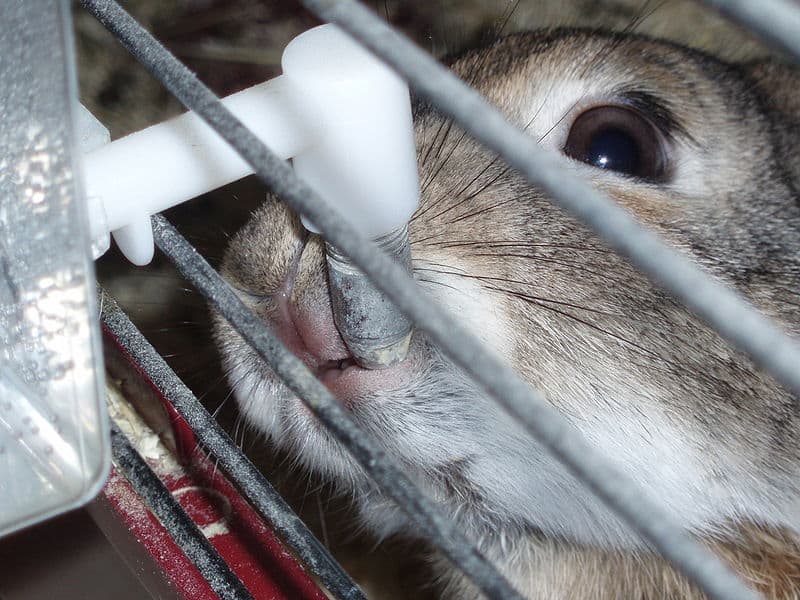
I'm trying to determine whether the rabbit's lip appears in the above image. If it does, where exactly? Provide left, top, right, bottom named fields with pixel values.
left=272, top=296, right=412, bottom=401
left=271, top=244, right=412, bottom=401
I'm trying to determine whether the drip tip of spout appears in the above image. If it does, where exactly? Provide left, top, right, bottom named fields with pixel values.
left=325, top=226, right=414, bottom=370
left=342, top=329, right=413, bottom=371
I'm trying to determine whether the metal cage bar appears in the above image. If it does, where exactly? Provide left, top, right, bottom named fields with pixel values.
left=109, top=423, right=254, bottom=600
left=701, top=0, right=800, bottom=60
left=76, top=0, right=800, bottom=598
left=99, top=292, right=366, bottom=600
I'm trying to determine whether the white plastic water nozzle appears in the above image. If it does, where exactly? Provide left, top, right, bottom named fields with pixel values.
left=282, top=25, right=420, bottom=239
left=79, top=24, right=419, bottom=265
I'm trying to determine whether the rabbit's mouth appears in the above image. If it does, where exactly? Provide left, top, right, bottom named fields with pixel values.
left=269, top=239, right=415, bottom=405
left=272, top=297, right=415, bottom=406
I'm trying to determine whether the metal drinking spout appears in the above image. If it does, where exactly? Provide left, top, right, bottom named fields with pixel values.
left=283, top=26, right=420, bottom=369
left=325, top=227, right=414, bottom=369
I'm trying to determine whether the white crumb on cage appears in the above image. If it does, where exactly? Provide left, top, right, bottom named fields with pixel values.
left=104, top=469, right=205, bottom=597
left=199, top=520, right=230, bottom=539
left=105, top=380, right=181, bottom=473
left=172, top=484, right=233, bottom=539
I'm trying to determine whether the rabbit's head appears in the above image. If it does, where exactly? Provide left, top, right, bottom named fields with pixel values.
left=215, top=30, right=800, bottom=553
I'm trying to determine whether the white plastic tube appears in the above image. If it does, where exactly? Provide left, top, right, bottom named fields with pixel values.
left=81, top=24, right=420, bottom=266
left=82, top=76, right=314, bottom=264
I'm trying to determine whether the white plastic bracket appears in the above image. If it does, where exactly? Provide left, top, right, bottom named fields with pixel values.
left=79, top=24, right=420, bottom=265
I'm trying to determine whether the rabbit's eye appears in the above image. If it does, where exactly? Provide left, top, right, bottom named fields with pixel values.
left=564, top=105, right=667, bottom=181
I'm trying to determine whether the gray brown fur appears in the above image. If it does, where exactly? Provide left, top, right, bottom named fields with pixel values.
left=216, top=29, right=800, bottom=598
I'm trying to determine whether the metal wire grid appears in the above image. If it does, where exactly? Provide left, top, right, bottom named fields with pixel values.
left=76, top=0, right=800, bottom=598
left=100, top=291, right=366, bottom=600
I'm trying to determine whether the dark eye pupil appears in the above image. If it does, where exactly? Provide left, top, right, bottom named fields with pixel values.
left=563, top=105, right=667, bottom=182
left=583, top=127, right=640, bottom=176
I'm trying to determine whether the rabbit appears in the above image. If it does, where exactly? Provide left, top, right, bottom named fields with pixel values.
left=214, top=28, right=800, bottom=598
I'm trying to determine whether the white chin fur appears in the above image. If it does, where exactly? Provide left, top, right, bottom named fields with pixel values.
left=228, top=339, right=799, bottom=553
